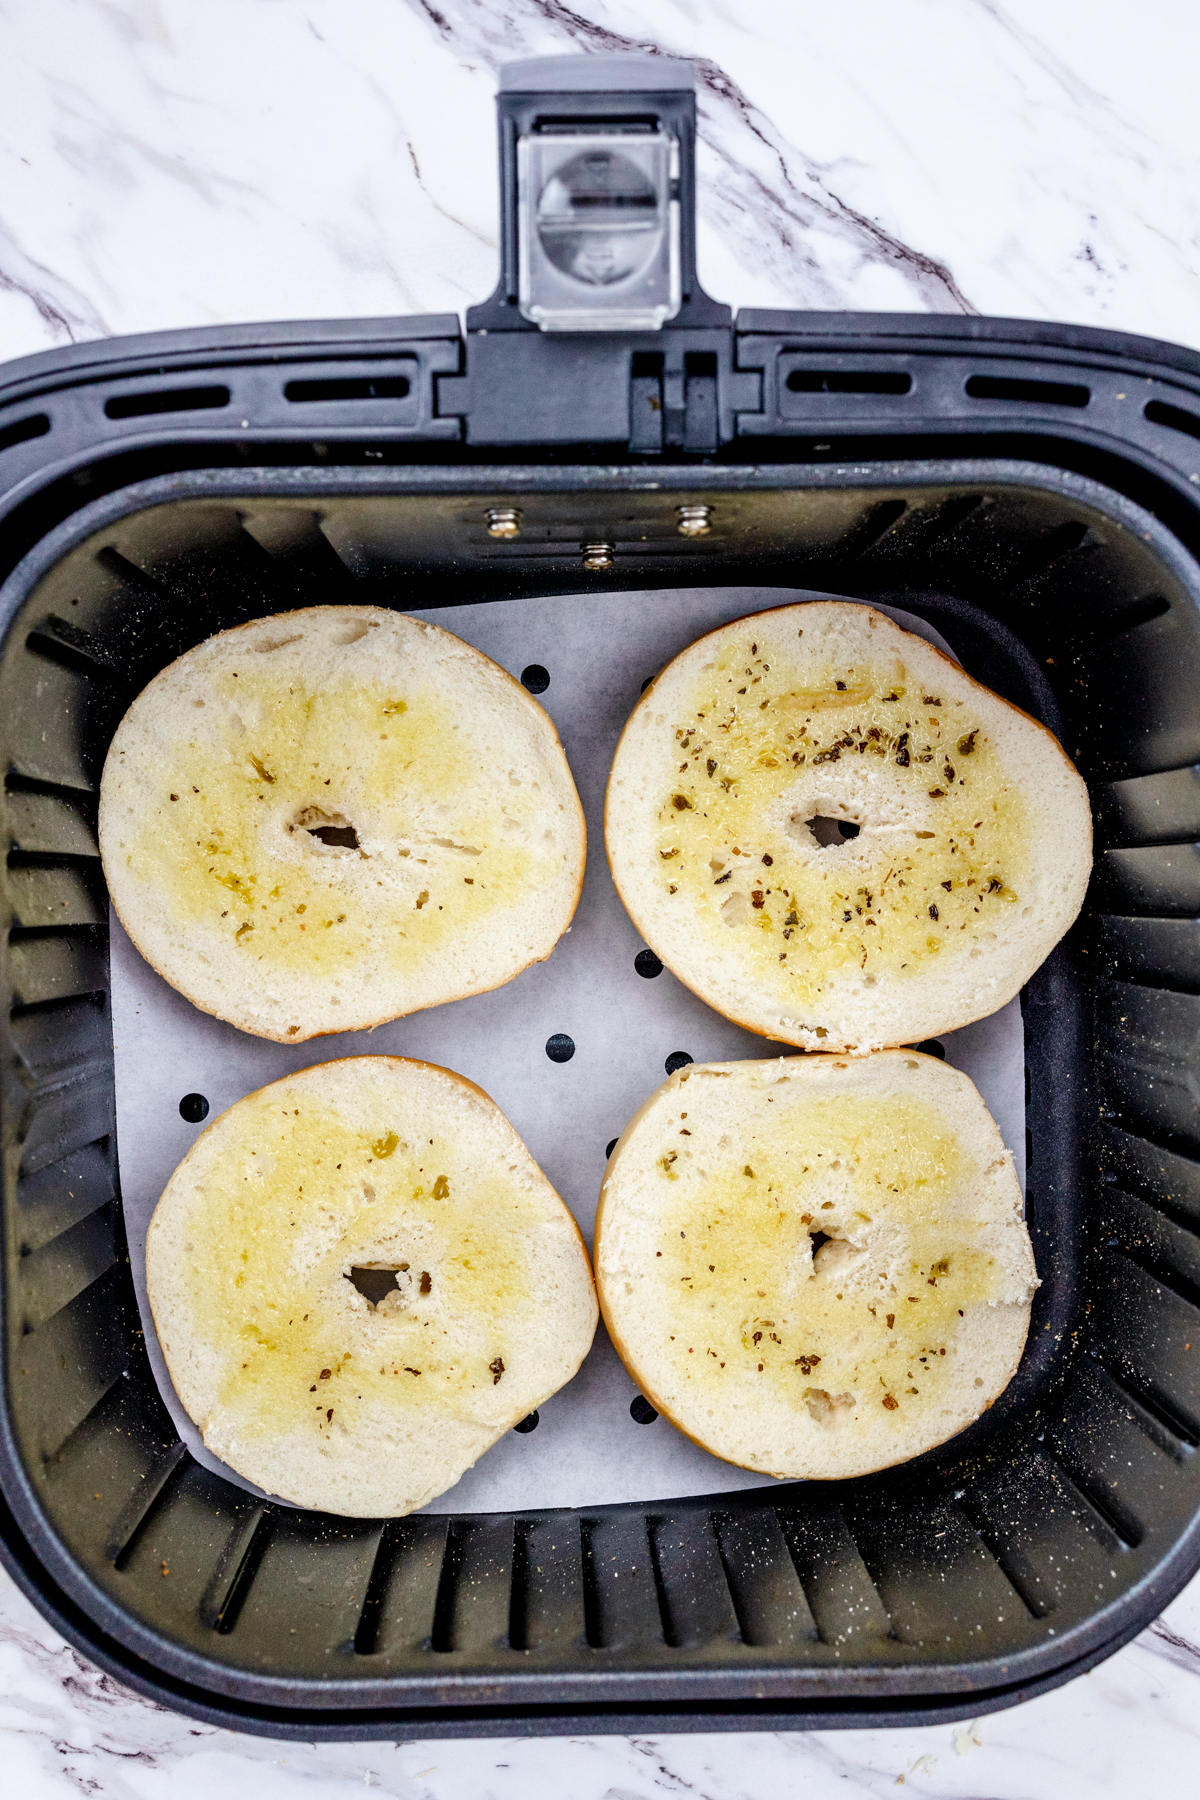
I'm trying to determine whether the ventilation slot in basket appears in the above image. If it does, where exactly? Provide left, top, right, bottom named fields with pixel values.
left=507, top=1519, right=533, bottom=1653
left=784, top=368, right=912, bottom=395
left=776, top=1507, right=893, bottom=1648
left=952, top=1495, right=1051, bottom=1619
left=353, top=1525, right=399, bottom=1656
left=104, top=385, right=231, bottom=421
left=579, top=1514, right=665, bottom=1651
left=17, top=1197, right=119, bottom=1334
left=285, top=376, right=411, bottom=403
left=429, top=1518, right=514, bottom=1655
left=1073, top=593, right=1172, bottom=649
left=21, top=1267, right=127, bottom=1462
left=15, top=1136, right=115, bottom=1259
left=8, top=926, right=105, bottom=1011
left=965, top=373, right=1090, bottom=407
left=0, top=412, right=50, bottom=455
left=200, top=1506, right=274, bottom=1633
left=107, top=1440, right=188, bottom=1567
left=579, top=1517, right=603, bottom=1650
left=831, top=497, right=908, bottom=562
left=649, top=1512, right=740, bottom=1650
left=1003, top=518, right=1091, bottom=591
left=25, top=615, right=136, bottom=681
left=92, top=544, right=179, bottom=603
left=714, top=1509, right=820, bottom=1647
left=1145, top=397, right=1200, bottom=443
left=1100, top=1121, right=1200, bottom=1225
left=1093, top=919, right=1200, bottom=998
left=1100, top=1186, right=1200, bottom=1310
left=351, top=1517, right=449, bottom=1656
left=1042, top=1446, right=1144, bottom=1551
left=1088, top=1351, right=1200, bottom=1459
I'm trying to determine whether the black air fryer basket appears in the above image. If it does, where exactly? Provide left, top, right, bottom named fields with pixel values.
left=3, top=54, right=1200, bottom=1740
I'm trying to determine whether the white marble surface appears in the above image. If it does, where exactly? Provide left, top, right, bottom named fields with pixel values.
left=4, top=0, right=1200, bottom=1793
left=1, top=0, right=1199, bottom=354
left=3, top=1565, right=1200, bottom=1799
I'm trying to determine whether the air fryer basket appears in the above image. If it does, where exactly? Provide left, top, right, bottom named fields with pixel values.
left=2, top=311, right=1200, bottom=1738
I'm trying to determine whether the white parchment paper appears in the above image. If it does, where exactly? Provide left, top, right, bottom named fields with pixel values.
left=111, top=587, right=1025, bottom=1513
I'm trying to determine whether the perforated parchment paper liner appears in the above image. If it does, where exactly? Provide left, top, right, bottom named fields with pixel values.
left=112, top=587, right=1025, bottom=1512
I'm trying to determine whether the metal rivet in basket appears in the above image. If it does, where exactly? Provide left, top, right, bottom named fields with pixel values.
left=676, top=503, right=712, bottom=537
left=581, top=541, right=614, bottom=571
left=486, top=505, right=522, bottom=539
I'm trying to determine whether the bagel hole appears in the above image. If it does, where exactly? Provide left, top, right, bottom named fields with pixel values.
left=809, top=814, right=860, bottom=846
left=810, top=1232, right=864, bottom=1280
left=310, top=823, right=360, bottom=849
left=804, top=1387, right=856, bottom=1427
left=292, top=806, right=361, bottom=851
left=721, top=890, right=751, bottom=927
left=346, top=1265, right=405, bottom=1308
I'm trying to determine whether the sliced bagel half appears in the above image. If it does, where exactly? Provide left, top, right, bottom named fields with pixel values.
left=146, top=1055, right=598, bottom=1516
left=605, top=600, right=1090, bottom=1052
left=100, top=605, right=585, bottom=1042
left=595, top=1050, right=1036, bottom=1482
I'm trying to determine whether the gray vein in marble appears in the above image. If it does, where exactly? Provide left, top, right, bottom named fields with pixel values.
left=353, top=66, right=495, bottom=254
left=970, top=0, right=1148, bottom=138
left=403, top=0, right=976, bottom=312
left=1144, top=1617, right=1200, bottom=1678
left=47, top=78, right=235, bottom=209
left=315, top=195, right=429, bottom=316
left=0, top=210, right=108, bottom=343
left=405, top=140, right=493, bottom=249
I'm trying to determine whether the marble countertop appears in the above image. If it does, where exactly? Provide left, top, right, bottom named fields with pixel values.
left=3, top=1, right=1200, bottom=1795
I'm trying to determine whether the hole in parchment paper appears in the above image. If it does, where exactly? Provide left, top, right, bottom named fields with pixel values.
left=808, top=815, right=860, bottom=846
left=346, top=1266, right=402, bottom=1308
left=640, top=676, right=655, bottom=694
left=514, top=1411, right=540, bottom=1434
left=630, top=1395, right=658, bottom=1424
left=179, top=1093, right=209, bottom=1123
left=606, top=1138, right=619, bottom=1159
left=664, top=1051, right=693, bottom=1075
left=635, top=949, right=663, bottom=978
left=911, top=1039, right=946, bottom=1060
left=521, top=664, right=549, bottom=694
left=546, top=1033, right=575, bottom=1063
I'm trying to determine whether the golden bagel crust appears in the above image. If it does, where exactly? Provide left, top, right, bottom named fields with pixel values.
left=146, top=1055, right=598, bottom=1516
left=596, top=1051, right=1036, bottom=1482
left=100, top=606, right=586, bottom=1042
left=605, top=601, right=1090, bottom=1053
